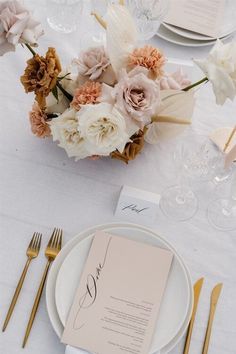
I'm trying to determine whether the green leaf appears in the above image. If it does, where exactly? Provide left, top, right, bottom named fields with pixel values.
left=52, top=86, right=59, bottom=102
left=58, top=72, right=71, bottom=82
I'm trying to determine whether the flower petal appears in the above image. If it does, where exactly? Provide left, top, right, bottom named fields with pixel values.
left=106, top=4, right=137, bottom=75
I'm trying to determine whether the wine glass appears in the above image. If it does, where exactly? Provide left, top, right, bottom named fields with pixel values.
left=159, top=183, right=199, bottom=222
left=126, top=0, right=170, bottom=40
left=46, top=0, right=83, bottom=34
left=207, top=170, right=236, bottom=231
left=159, top=134, right=223, bottom=222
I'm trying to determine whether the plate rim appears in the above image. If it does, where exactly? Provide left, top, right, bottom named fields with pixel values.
left=46, top=222, right=193, bottom=354
left=162, top=22, right=236, bottom=41
left=156, top=24, right=218, bottom=47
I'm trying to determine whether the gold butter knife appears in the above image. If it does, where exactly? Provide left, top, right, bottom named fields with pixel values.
left=202, top=283, right=223, bottom=354
left=183, top=278, right=204, bottom=354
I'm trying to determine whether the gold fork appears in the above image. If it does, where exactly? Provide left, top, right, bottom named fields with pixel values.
left=2, top=232, right=42, bottom=332
left=22, top=228, right=63, bottom=348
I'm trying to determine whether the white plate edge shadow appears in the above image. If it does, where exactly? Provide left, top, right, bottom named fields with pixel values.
left=46, top=222, right=193, bottom=354
left=55, top=227, right=190, bottom=352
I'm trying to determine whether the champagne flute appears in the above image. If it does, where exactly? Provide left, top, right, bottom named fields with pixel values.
left=159, top=135, right=201, bottom=222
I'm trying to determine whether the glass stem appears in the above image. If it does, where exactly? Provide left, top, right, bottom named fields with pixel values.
left=175, top=168, right=189, bottom=204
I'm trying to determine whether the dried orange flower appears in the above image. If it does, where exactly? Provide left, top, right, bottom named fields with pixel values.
left=21, top=47, right=61, bottom=108
left=71, top=81, right=102, bottom=111
left=111, top=130, right=145, bottom=164
left=128, top=45, right=166, bottom=78
left=29, top=102, right=51, bottom=138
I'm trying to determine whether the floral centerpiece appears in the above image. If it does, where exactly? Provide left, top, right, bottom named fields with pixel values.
left=1, top=1, right=236, bottom=163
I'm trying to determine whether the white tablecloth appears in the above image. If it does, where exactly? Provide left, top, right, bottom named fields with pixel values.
left=1, top=2, right=236, bottom=354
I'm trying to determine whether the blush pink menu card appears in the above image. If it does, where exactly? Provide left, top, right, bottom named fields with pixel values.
left=62, top=231, right=173, bottom=354
left=165, top=0, right=225, bottom=37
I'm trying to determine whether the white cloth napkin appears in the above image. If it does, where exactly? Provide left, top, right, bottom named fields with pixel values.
left=65, top=346, right=90, bottom=354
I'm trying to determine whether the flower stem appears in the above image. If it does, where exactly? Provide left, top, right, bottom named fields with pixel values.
left=56, top=81, right=73, bottom=102
left=25, top=43, right=37, bottom=56
left=183, top=77, right=208, bottom=91
left=24, top=43, right=73, bottom=102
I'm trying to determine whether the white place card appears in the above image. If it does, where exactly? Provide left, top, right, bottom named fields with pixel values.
left=115, top=185, right=160, bottom=222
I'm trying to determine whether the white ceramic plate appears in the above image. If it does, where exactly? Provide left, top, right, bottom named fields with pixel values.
left=162, top=23, right=236, bottom=41
left=156, top=24, right=232, bottom=47
left=46, top=223, right=193, bottom=354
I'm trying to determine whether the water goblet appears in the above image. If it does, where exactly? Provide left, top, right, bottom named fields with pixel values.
left=159, top=134, right=222, bottom=222
left=46, top=0, right=83, bottom=34
left=126, top=0, right=170, bottom=40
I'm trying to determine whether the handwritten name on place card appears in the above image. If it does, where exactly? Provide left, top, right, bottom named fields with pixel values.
left=115, top=185, right=160, bottom=222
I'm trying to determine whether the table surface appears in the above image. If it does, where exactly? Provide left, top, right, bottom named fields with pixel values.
left=1, top=2, right=236, bottom=354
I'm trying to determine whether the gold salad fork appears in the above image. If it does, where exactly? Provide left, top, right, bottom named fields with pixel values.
left=22, top=228, right=63, bottom=348
left=2, top=232, right=42, bottom=332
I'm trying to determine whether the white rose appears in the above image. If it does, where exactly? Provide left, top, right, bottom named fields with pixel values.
left=194, top=39, right=236, bottom=105
left=49, top=108, right=89, bottom=160
left=77, top=103, right=130, bottom=156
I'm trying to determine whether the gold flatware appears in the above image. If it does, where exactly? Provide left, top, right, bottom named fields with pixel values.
left=2, top=232, right=42, bottom=332
left=202, top=283, right=223, bottom=354
left=22, top=228, right=62, bottom=348
left=183, top=277, right=204, bottom=354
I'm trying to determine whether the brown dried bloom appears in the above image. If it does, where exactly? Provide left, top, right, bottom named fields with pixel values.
left=111, top=130, right=145, bottom=164
left=71, top=81, right=102, bottom=111
left=29, top=102, right=51, bottom=138
left=128, top=45, right=165, bottom=78
left=21, top=47, right=62, bottom=108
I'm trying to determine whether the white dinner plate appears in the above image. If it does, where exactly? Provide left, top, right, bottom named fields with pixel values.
left=46, top=223, right=193, bottom=354
left=162, top=23, right=236, bottom=42
left=156, top=24, right=233, bottom=47
left=162, top=1, right=236, bottom=41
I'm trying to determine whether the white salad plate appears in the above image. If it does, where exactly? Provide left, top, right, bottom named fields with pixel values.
left=156, top=24, right=233, bottom=47
left=46, top=223, right=193, bottom=354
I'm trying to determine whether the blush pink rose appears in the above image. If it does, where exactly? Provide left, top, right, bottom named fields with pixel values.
left=112, top=67, right=160, bottom=128
left=0, top=0, right=43, bottom=56
left=73, top=46, right=110, bottom=80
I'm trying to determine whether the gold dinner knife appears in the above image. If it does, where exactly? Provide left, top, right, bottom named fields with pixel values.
left=183, top=277, right=204, bottom=354
left=202, top=283, right=223, bottom=354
